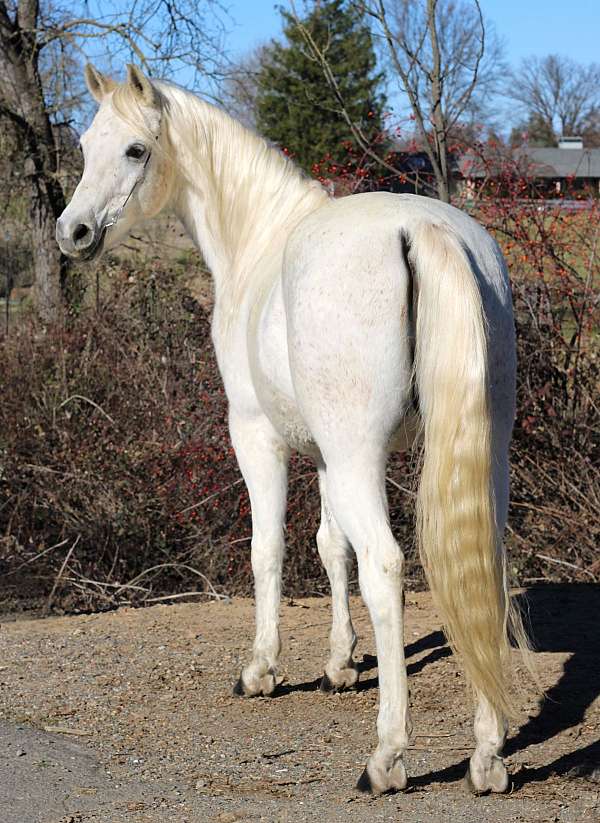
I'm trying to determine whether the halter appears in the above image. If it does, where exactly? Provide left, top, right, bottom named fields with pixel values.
left=103, top=131, right=160, bottom=231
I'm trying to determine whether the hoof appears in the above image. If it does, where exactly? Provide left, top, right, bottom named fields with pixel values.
left=319, top=672, right=335, bottom=693
left=463, top=770, right=482, bottom=796
left=465, top=755, right=509, bottom=794
left=319, top=664, right=359, bottom=693
left=356, top=767, right=373, bottom=793
left=232, top=669, right=282, bottom=698
left=356, top=757, right=407, bottom=795
left=232, top=676, right=245, bottom=696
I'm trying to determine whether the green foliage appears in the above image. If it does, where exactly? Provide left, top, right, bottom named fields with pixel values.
left=510, top=113, right=557, bottom=147
left=255, top=0, right=386, bottom=172
left=508, top=105, right=600, bottom=149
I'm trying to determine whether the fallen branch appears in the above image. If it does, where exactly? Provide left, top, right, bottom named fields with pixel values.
left=386, top=476, right=417, bottom=498
left=63, top=579, right=116, bottom=604
left=45, top=536, right=79, bottom=613
left=144, top=590, right=230, bottom=603
left=117, top=562, right=222, bottom=599
left=5, top=538, right=70, bottom=575
left=178, top=479, right=245, bottom=515
left=57, top=394, right=115, bottom=424
left=535, top=553, right=596, bottom=580
left=43, top=725, right=92, bottom=736
left=64, top=575, right=150, bottom=594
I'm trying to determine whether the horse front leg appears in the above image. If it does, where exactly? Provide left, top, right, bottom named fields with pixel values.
left=229, top=409, right=290, bottom=697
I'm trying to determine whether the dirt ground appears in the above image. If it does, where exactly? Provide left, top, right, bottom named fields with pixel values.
left=0, top=585, right=598, bottom=823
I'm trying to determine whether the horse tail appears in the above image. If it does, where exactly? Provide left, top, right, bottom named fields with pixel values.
left=407, top=220, right=525, bottom=718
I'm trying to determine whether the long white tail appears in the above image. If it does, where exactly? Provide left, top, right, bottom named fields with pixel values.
left=408, top=221, right=525, bottom=717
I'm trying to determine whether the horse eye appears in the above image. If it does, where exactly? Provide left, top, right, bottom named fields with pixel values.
left=126, top=143, right=146, bottom=160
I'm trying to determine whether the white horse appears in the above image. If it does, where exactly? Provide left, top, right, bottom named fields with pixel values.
left=57, top=64, right=528, bottom=796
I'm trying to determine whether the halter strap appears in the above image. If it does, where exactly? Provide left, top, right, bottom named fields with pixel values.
left=104, top=133, right=159, bottom=230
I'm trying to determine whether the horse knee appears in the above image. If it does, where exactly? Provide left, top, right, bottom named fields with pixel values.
left=356, top=541, right=404, bottom=613
left=380, top=543, right=404, bottom=579
left=360, top=541, right=404, bottom=581
left=250, top=533, right=283, bottom=578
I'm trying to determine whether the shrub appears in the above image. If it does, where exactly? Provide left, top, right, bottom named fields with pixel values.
left=1, top=168, right=598, bottom=612
left=463, top=152, right=600, bottom=583
left=0, top=262, right=339, bottom=611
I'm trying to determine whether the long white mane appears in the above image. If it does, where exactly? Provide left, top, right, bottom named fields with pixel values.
left=111, top=79, right=329, bottom=317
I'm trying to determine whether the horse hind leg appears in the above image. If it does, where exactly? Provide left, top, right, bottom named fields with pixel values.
left=284, top=227, right=413, bottom=788
left=316, top=466, right=358, bottom=692
left=465, top=446, right=511, bottom=793
left=465, top=694, right=509, bottom=794
left=325, top=449, right=411, bottom=793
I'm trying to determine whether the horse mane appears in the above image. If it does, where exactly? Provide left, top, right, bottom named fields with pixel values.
left=110, top=78, right=329, bottom=323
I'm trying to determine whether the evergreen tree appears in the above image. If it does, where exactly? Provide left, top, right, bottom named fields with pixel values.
left=509, top=114, right=556, bottom=148
left=255, top=0, right=385, bottom=173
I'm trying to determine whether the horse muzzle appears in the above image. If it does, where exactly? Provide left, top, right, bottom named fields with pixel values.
left=56, top=214, right=107, bottom=261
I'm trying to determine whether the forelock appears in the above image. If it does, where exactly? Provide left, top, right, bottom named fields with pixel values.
left=110, top=80, right=164, bottom=142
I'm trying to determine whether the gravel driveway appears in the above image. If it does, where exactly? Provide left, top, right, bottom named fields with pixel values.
left=0, top=586, right=598, bottom=822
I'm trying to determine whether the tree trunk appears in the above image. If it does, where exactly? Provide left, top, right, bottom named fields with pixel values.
left=427, top=0, right=450, bottom=203
left=29, top=166, right=68, bottom=322
left=0, top=0, right=69, bottom=322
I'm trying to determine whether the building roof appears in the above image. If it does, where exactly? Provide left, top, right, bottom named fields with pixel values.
left=460, top=146, right=600, bottom=179
left=526, top=147, right=600, bottom=178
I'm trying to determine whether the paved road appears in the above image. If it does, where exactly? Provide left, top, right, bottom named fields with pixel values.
left=0, top=721, right=157, bottom=823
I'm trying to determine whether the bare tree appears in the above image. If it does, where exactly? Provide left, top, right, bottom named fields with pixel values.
left=358, top=0, right=504, bottom=202
left=291, top=0, right=503, bottom=202
left=506, top=54, right=600, bottom=143
left=0, top=1, right=229, bottom=321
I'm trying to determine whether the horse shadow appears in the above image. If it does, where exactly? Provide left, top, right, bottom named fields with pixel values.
left=275, top=628, right=450, bottom=697
left=355, top=630, right=452, bottom=693
left=505, top=584, right=600, bottom=785
left=410, top=584, right=600, bottom=788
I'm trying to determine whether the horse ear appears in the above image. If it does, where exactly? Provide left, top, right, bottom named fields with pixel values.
left=84, top=63, right=116, bottom=102
left=126, top=64, right=158, bottom=108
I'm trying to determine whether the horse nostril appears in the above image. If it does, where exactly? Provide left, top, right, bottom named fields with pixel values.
left=73, top=223, right=91, bottom=245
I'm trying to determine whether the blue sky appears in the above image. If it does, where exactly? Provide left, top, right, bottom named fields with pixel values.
left=225, top=0, right=600, bottom=65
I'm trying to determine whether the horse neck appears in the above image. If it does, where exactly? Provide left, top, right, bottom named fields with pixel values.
left=169, top=99, right=328, bottom=326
